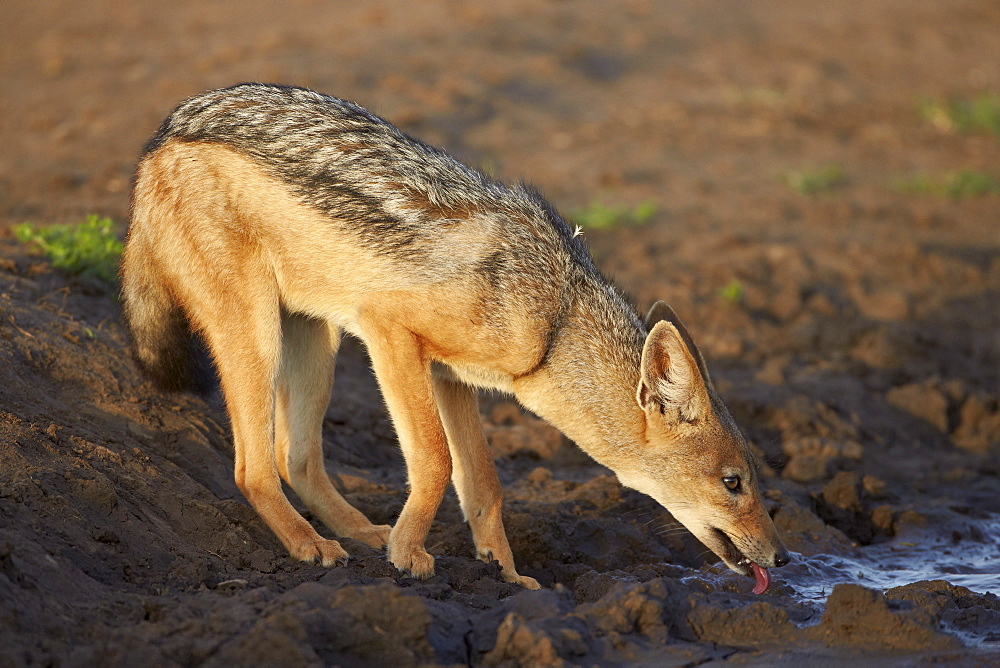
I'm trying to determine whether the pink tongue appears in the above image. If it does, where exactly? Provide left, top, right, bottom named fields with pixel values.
left=751, top=562, right=771, bottom=594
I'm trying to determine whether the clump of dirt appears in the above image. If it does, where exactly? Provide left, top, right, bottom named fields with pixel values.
left=2, top=1, right=1000, bottom=664
left=812, top=471, right=893, bottom=545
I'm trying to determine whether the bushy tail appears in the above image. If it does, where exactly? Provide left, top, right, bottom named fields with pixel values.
left=120, top=246, right=213, bottom=393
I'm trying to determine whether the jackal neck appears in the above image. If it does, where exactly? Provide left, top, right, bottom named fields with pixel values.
left=513, top=274, right=648, bottom=468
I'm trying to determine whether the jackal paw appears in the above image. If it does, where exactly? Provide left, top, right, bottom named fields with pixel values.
left=389, top=545, right=435, bottom=579
left=349, top=524, right=392, bottom=549
left=506, top=573, right=541, bottom=590
left=477, top=548, right=540, bottom=589
left=290, top=538, right=349, bottom=567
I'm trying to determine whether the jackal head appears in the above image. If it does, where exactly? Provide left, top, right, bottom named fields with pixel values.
left=616, top=302, right=790, bottom=591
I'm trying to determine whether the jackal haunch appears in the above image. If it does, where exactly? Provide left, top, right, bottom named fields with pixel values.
left=122, top=83, right=790, bottom=592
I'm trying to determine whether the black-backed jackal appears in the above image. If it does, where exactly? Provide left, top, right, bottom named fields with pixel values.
left=122, top=83, right=789, bottom=591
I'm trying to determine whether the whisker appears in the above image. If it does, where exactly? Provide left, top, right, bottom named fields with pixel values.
left=645, top=520, right=686, bottom=537
left=693, top=547, right=718, bottom=562
left=734, top=518, right=758, bottom=546
left=652, top=524, right=688, bottom=532
left=650, top=520, right=685, bottom=531
left=644, top=516, right=675, bottom=528
left=619, top=507, right=651, bottom=518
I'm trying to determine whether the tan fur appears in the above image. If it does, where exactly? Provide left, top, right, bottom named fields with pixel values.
left=124, top=86, right=789, bottom=589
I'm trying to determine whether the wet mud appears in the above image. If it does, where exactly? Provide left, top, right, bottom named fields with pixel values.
left=2, top=0, right=999, bottom=664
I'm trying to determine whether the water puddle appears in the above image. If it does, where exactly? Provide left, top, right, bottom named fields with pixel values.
left=782, top=515, right=1000, bottom=601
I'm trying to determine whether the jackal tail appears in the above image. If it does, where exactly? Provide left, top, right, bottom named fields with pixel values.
left=120, top=245, right=213, bottom=393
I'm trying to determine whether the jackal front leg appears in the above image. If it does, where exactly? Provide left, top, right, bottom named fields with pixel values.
left=433, top=373, right=540, bottom=589
left=362, top=324, right=451, bottom=579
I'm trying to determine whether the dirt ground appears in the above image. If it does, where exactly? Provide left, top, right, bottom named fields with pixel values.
left=2, top=0, right=1000, bottom=664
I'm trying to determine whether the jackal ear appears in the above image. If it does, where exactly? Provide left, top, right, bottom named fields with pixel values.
left=637, top=320, right=709, bottom=423
left=644, top=301, right=715, bottom=393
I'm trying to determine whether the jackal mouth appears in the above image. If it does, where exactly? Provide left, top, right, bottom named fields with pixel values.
left=711, top=528, right=753, bottom=576
left=711, top=527, right=773, bottom=594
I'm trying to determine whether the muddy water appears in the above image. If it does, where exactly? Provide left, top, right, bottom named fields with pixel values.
left=782, top=518, right=1000, bottom=604
left=659, top=516, right=1000, bottom=650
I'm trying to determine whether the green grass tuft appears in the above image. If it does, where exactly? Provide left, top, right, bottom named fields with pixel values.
left=894, top=170, right=1000, bottom=199
left=14, top=215, right=123, bottom=283
left=919, top=94, right=1000, bottom=138
left=781, top=164, right=847, bottom=195
left=718, top=279, right=745, bottom=305
left=571, top=200, right=658, bottom=230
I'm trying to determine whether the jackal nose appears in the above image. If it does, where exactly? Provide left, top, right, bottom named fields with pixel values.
left=773, top=549, right=791, bottom=568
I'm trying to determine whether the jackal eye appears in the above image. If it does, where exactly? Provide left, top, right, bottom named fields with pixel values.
left=722, top=475, right=741, bottom=492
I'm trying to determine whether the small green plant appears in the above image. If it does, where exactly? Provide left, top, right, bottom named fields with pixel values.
left=919, top=94, right=1000, bottom=138
left=725, top=86, right=788, bottom=108
left=893, top=174, right=936, bottom=195
left=782, top=164, right=847, bottom=195
left=894, top=170, right=1000, bottom=199
left=14, top=215, right=123, bottom=283
left=718, top=279, right=744, bottom=305
left=571, top=200, right=658, bottom=230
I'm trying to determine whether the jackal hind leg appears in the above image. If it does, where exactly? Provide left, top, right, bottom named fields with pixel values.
left=196, top=295, right=348, bottom=567
left=361, top=323, right=451, bottom=580
left=432, top=373, right=541, bottom=589
left=274, top=313, right=391, bottom=549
